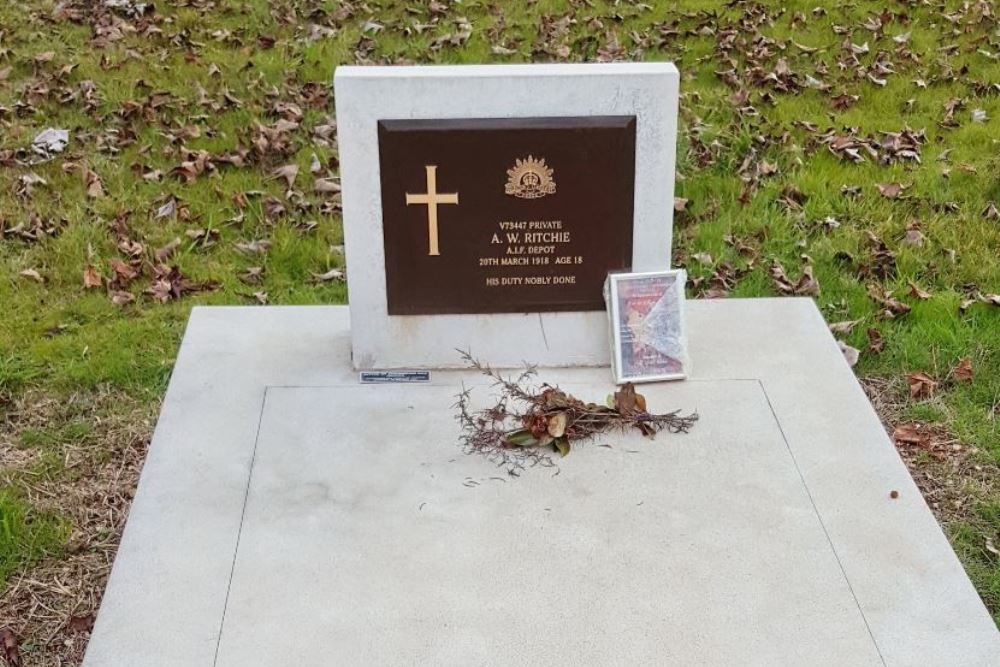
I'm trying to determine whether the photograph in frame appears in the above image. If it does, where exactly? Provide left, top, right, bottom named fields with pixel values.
left=605, top=269, right=689, bottom=383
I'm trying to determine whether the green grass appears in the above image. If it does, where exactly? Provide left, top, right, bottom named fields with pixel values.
left=0, top=490, right=68, bottom=584
left=1, top=0, right=998, bottom=628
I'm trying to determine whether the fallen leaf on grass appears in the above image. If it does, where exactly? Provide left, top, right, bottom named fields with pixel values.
left=867, top=327, right=884, bottom=353
left=674, top=197, right=688, bottom=213
left=84, top=169, right=105, bottom=198
left=891, top=422, right=948, bottom=461
left=829, top=319, right=862, bottom=334
left=263, top=197, right=285, bottom=221
left=0, top=627, right=20, bottom=666
left=155, top=199, right=176, bottom=219
left=770, top=263, right=820, bottom=296
left=239, top=266, right=265, bottom=284
left=15, top=172, right=47, bottom=197
left=892, top=422, right=929, bottom=446
left=877, top=182, right=905, bottom=198
left=271, top=163, right=299, bottom=188
left=66, top=614, right=95, bottom=634
left=19, top=268, right=43, bottom=283
left=109, top=290, right=135, bottom=306
left=314, top=177, right=341, bottom=194
left=906, top=372, right=937, bottom=399
left=311, top=268, right=345, bottom=282
left=986, top=538, right=1000, bottom=557
left=830, top=93, right=859, bottom=110
left=867, top=285, right=911, bottom=318
left=83, top=264, right=103, bottom=288
left=953, top=358, right=973, bottom=382
left=145, top=265, right=217, bottom=302
left=109, top=258, right=139, bottom=283
left=234, top=239, right=271, bottom=254
left=907, top=281, right=931, bottom=300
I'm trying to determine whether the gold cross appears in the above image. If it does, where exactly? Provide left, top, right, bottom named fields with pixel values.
left=405, top=165, right=459, bottom=256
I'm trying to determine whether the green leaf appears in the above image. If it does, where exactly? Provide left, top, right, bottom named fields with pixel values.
left=505, top=429, right=539, bottom=447
left=553, top=436, right=570, bottom=457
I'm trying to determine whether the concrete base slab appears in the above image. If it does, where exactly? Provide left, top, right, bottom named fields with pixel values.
left=84, top=300, right=999, bottom=666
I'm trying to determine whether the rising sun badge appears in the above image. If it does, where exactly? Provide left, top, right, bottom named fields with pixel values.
left=504, top=155, right=556, bottom=199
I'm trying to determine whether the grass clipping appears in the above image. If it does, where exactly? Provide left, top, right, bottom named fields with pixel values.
left=455, top=352, right=698, bottom=474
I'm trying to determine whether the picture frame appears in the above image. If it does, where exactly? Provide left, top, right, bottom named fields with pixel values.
left=605, top=269, right=689, bottom=384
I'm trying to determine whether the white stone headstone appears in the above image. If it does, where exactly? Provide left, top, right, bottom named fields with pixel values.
left=334, top=63, right=679, bottom=369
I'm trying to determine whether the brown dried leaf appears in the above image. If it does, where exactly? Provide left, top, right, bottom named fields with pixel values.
left=892, top=422, right=929, bottom=446
left=830, top=93, right=859, bottom=110
left=829, top=319, right=862, bottom=334
left=953, top=357, right=973, bottom=382
left=234, top=239, right=271, bottom=254
left=877, top=182, right=904, bottom=198
left=310, top=267, right=345, bottom=282
left=906, top=372, right=937, bottom=399
left=84, top=168, right=105, bottom=198
left=271, top=163, right=299, bottom=188
left=110, top=290, right=135, bottom=306
left=67, top=613, right=95, bottom=634
left=867, top=284, right=911, bottom=318
left=610, top=383, right=647, bottom=414
left=239, top=266, right=265, bottom=284
left=314, top=177, right=341, bottom=194
left=907, top=281, right=931, bottom=300
left=770, top=263, right=819, bottom=295
left=110, top=258, right=139, bottom=283
left=793, top=265, right=820, bottom=295
left=83, top=264, right=103, bottom=288
left=1, top=627, right=20, bottom=667
left=867, top=327, right=884, bottom=353
left=263, top=197, right=285, bottom=221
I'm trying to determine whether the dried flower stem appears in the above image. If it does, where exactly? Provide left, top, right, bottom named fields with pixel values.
left=454, top=350, right=698, bottom=475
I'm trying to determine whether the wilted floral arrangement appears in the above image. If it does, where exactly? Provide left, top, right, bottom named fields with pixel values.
left=454, top=351, right=698, bottom=474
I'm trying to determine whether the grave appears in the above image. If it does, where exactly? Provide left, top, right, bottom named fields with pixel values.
left=336, top=63, right=678, bottom=368
left=83, top=64, right=999, bottom=666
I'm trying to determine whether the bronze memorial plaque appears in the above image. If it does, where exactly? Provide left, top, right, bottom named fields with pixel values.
left=378, top=116, right=636, bottom=315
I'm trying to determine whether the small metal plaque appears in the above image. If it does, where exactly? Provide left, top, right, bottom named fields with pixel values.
left=359, top=371, right=431, bottom=384
left=378, top=116, right=637, bottom=315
